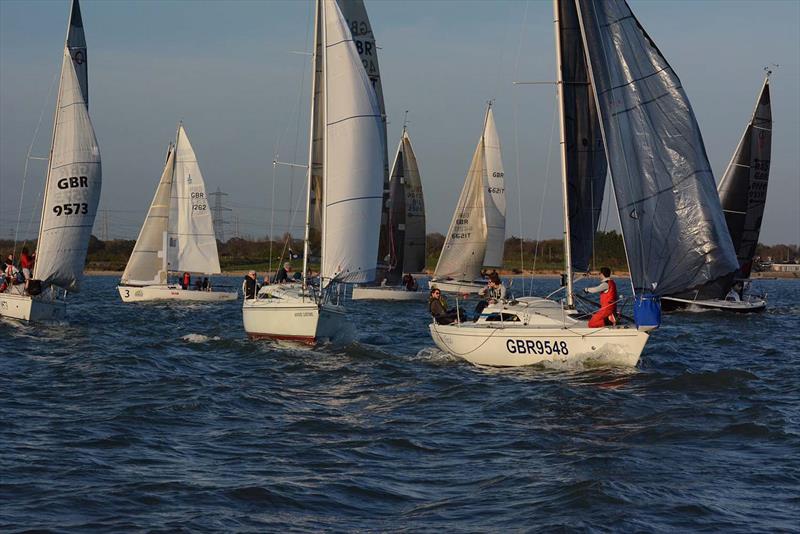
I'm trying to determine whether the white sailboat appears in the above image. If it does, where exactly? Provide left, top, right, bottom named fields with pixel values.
left=0, top=0, right=101, bottom=322
left=429, top=104, right=506, bottom=295
left=662, top=73, right=772, bottom=313
left=242, top=0, right=384, bottom=343
left=117, top=125, right=236, bottom=303
left=352, top=125, right=428, bottom=301
left=431, top=0, right=740, bottom=367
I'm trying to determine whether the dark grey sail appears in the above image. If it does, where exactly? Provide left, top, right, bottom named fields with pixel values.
left=557, top=0, right=607, bottom=273
left=336, top=0, right=391, bottom=269
left=717, top=76, right=772, bottom=280
left=400, top=132, right=426, bottom=273
left=67, top=0, right=88, bottom=105
left=575, top=0, right=738, bottom=297
left=385, top=152, right=407, bottom=285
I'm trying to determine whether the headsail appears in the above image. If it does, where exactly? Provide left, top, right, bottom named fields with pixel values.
left=319, top=0, right=384, bottom=285
left=557, top=0, right=607, bottom=273
left=400, top=131, right=426, bottom=274
left=335, top=0, right=391, bottom=268
left=167, top=126, right=221, bottom=275
left=386, top=144, right=407, bottom=285
left=33, top=0, right=101, bottom=293
left=717, top=76, right=772, bottom=280
left=434, top=116, right=489, bottom=282
left=120, top=145, right=175, bottom=286
left=482, top=108, right=506, bottom=268
left=575, top=0, right=738, bottom=296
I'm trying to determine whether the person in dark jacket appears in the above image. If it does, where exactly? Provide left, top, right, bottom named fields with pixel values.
left=428, top=288, right=463, bottom=325
left=243, top=270, right=260, bottom=299
left=274, top=262, right=291, bottom=284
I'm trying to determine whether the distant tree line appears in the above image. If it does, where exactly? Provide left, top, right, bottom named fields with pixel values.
left=0, top=235, right=796, bottom=273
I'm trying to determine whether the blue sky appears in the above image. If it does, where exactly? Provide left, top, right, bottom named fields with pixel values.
left=1, top=0, right=798, bottom=246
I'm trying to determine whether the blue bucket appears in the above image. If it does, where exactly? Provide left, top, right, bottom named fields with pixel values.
left=634, top=294, right=661, bottom=329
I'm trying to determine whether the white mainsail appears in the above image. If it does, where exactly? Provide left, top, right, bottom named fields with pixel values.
left=167, top=126, right=221, bottom=275
left=434, top=123, right=489, bottom=281
left=120, top=145, right=175, bottom=286
left=319, top=0, right=384, bottom=285
left=482, top=108, right=506, bottom=267
left=33, top=37, right=102, bottom=292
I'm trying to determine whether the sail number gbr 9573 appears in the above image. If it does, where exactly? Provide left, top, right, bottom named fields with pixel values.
left=506, top=339, right=569, bottom=355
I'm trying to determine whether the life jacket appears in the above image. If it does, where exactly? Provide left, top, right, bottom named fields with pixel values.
left=599, top=278, right=618, bottom=317
left=183, top=273, right=190, bottom=287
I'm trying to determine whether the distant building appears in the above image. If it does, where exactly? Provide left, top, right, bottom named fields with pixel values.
left=772, top=263, right=800, bottom=273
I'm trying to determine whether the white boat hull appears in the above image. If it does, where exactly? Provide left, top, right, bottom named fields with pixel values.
left=428, top=279, right=485, bottom=295
left=242, top=284, right=346, bottom=344
left=0, top=292, right=66, bottom=322
left=352, top=286, right=428, bottom=301
left=662, top=296, right=766, bottom=313
left=118, top=285, right=238, bottom=303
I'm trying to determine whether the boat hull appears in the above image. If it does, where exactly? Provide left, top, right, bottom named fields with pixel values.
left=0, top=292, right=66, bottom=322
left=352, top=286, right=428, bottom=301
left=118, top=285, right=238, bottom=303
left=242, top=286, right=346, bottom=344
left=429, top=322, right=648, bottom=368
left=661, top=296, right=766, bottom=313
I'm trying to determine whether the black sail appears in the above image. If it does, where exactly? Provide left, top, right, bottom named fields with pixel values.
left=385, top=148, right=407, bottom=285
left=558, top=0, right=607, bottom=273
left=717, top=77, right=772, bottom=279
left=575, top=0, right=738, bottom=296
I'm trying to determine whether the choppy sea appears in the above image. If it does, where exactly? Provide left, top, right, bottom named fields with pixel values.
left=2, top=275, right=799, bottom=532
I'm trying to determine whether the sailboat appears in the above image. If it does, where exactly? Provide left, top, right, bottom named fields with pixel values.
left=117, top=125, right=237, bottom=303
left=242, top=0, right=384, bottom=343
left=430, top=0, right=739, bottom=367
left=428, top=104, right=506, bottom=295
left=0, top=0, right=101, bottom=322
left=352, top=125, right=427, bottom=301
left=662, top=74, right=772, bottom=313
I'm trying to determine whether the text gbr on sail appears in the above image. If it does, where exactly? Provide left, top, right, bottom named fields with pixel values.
left=57, top=176, right=88, bottom=189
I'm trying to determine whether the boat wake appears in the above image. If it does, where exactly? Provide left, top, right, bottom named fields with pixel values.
left=182, top=333, right=221, bottom=343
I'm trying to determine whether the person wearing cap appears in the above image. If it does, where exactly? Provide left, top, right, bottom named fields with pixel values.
left=274, top=261, right=292, bottom=284
left=243, top=270, right=260, bottom=299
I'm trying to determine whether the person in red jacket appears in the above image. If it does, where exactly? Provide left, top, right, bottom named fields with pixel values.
left=182, top=272, right=191, bottom=290
left=585, top=267, right=618, bottom=328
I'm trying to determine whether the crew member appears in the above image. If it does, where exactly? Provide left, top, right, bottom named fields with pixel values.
left=428, top=288, right=463, bottom=325
left=585, top=267, right=617, bottom=328
left=275, top=262, right=291, bottom=284
left=243, top=270, right=259, bottom=299
left=182, top=272, right=191, bottom=290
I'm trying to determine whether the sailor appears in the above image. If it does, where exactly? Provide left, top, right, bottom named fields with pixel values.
left=429, top=287, right=457, bottom=325
left=274, top=262, right=291, bottom=284
left=202, top=277, right=210, bottom=291
left=403, top=273, right=418, bottom=291
left=243, top=270, right=259, bottom=299
left=182, top=272, right=191, bottom=290
left=475, top=274, right=507, bottom=318
left=725, top=282, right=743, bottom=302
left=585, top=267, right=617, bottom=328
left=20, top=247, right=33, bottom=281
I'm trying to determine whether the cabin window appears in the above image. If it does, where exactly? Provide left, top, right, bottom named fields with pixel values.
left=485, top=312, right=520, bottom=322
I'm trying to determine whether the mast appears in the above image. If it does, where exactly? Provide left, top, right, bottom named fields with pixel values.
left=553, top=0, right=574, bottom=307
left=302, top=0, right=322, bottom=292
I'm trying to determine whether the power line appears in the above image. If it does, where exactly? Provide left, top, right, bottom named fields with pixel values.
left=209, top=186, right=231, bottom=242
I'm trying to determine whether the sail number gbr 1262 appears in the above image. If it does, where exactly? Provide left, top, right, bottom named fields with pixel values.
left=53, top=203, right=89, bottom=216
left=506, top=339, right=569, bottom=355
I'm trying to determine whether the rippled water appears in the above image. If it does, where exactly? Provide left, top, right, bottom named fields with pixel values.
left=2, top=275, right=799, bottom=531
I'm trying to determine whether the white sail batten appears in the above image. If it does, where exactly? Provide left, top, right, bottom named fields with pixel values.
left=482, top=108, right=506, bottom=268
left=434, top=135, right=488, bottom=281
left=33, top=47, right=101, bottom=292
left=121, top=146, right=175, bottom=285
left=320, top=0, right=384, bottom=285
left=167, top=126, right=221, bottom=275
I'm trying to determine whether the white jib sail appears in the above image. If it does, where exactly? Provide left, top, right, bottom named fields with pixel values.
left=482, top=108, right=506, bottom=267
left=167, top=126, right=221, bottom=275
left=320, top=0, right=384, bottom=285
left=434, top=131, right=488, bottom=281
left=121, top=146, right=175, bottom=285
left=33, top=48, right=102, bottom=292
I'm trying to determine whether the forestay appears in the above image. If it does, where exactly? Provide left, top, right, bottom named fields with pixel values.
left=576, top=0, right=737, bottom=296
left=167, top=126, right=221, bottom=275
left=34, top=1, right=101, bottom=293
left=557, top=0, right=607, bottom=273
left=320, top=0, right=384, bottom=285
left=121, top=146, right=175, bottom=285
left=434, top=128, right=488, bottom=281
left=482, top=108, right=506, bottom=268
left=718, top=77, right=772, bottom=280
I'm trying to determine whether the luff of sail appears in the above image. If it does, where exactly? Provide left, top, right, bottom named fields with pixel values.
left=320, top=0, right=384, bottom=285
left=717, top=77, right=772, bottom=280
left=557, top=0, right=607, bottom=273
left=121, top=145, right=175, bottom=286
left=434, top=124, right=488, bottom=282
left=335, top=0, right=391, bottom=267
left=482, top=108, right=506, bottom=268
left=167, top=126, right=221, bottom=275
left=575, top=0, right=737, bottom=297
left=33, top=0, right=101, bottom=293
